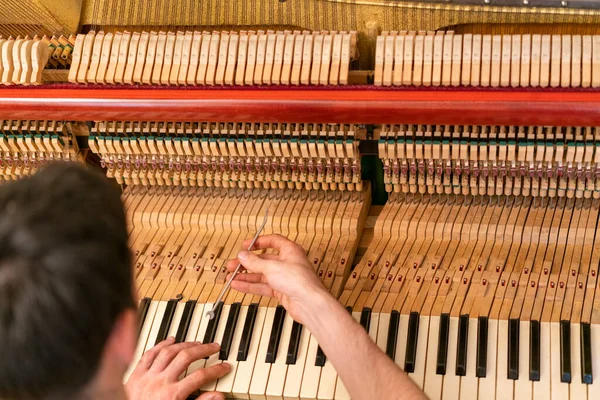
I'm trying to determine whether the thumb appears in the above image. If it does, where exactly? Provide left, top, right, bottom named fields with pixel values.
left=196, top=391, right=225, bottom=400
left=237, top=250, right=273, bottom=274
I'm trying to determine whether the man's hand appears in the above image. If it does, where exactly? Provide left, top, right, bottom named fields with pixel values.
left=125, top=337, right=231, bottom=400
left=225, top=234, right=330, bottom=325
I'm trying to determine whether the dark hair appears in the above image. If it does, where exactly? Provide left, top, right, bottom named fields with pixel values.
left=0, top=163, right=134, bottom=399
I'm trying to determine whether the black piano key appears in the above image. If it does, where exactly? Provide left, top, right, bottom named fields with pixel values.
left=286, top=321, right=303, bottom=365
left=155, top=299, right=179, bottom=345
left=529, top=320, right=541, bottom=381
left=436, top=313, right=450, bottom=375
left=560, top=320, right=572, bottom=383
left=203, top=301, right=223, bottom=345
left=476, top=316, right=488, bottom=378
left=265, top=305, right=287, bottom=363
left=137, top=297, right=151, bottom=337
left=316, top=306, right=351, bottom=367
left=581, top=323, right=593, bottom=384
left=508, top=318, right=520, bottom=380
left=404, top=312, right=420, bottom=373
left=236, top=303, right=259, bottom=362
left=456, top=314, right=469, bottom=376
left=360, top=307, right=372, bottom=332
left=175, top=300, right=196, bottom=343
left=219, top=302, right=241, bottom=360
left=386, top=310, right=401, bottom=360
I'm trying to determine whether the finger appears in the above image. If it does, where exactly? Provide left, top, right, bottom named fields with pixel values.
left=196, top=391, right=225, bottom=400
left=231, top=280, right=274, bottom=297
left=241, top=234, right=295, bottom=252
left=237, top=249, right=278, bottom=274
left=178, top=363, right=231, bottom=396
left=149, top=341, right=207, bottom=372
left=135, top=336, right=176, bottom=371
left=228, top=272, right=266, bottom=284
left=164, top=343, right=221, bottom=378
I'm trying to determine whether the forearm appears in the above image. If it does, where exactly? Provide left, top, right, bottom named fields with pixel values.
left=303, top=292, right=426, bottom=400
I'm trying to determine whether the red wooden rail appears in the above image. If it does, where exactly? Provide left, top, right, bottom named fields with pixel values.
left=0, top=87, right=599, bottom=125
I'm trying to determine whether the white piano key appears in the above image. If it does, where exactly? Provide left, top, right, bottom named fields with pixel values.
left=201, top=304, right=231, bottom=392
left=423, top=315, right=442, bottom=400
left=395, top=313, right=409, bottom=369
left=533, top=321, right=551, bottom=400
left=186, top=302, right=213, bottom=376
left=317, top=356, right=338, bottom=400
left=479, top=318, right=498, bottom=400
left=248, top=307, right=276, bottom=399
left=166, top=301, right=186, bottom=338
left=232, top=306, right=268, bottom=397
left=458, top=318, right=478, bottom=400
left=299, top=335, right=323, bottom=399
left=496, top=319, right=512, bottom=400
left=283, top=324, right=312, bottom=398
left=409, top=315, right=430, bottom=389
left=123, top=300, right=159, bottom=383
left=442, top=316, right=460, bottom=400
left=369, top=312, right=380, bottom=344
left=514, top=321, right=532, bottom=400
left=589, top=323, right=600, bottom=400
left=570, top=323, right=587, bottom=400
left=216, top=305, right=248, bottom=395
left=265, top=313, right=295, bottom=397
left=550, top=321, right=568, bottom=400
left=376, top=313, right=391, bottom=353
left=144, top=301, right=168, bottom=352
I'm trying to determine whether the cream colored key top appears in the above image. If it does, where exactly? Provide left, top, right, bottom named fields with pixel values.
left=123, top=300, right=159, bottom=383
left=291, top=33, right=305, bottom=85
left=311, top=33, right=324, bottom=85
left=204, top=32, right=220, bottom=85
left=450, top=34, right=462, bottom=86
left=168, top=31, right=185, bottom=84
left=339, top=32, right=351, bottom=85
left=443, top=317, right=460, bottom=400
left=402, top=32, right=415, bottom=85
left=18, top=39, right=34, bottom=85
left=86, top=31, right=104, bottom=84
left=143, top=301, right=168, bottom=354
left=432, top=33, right=443, bottom=86
left=592, top=35, right=600, bottom=88
left=479, top=318, right=498, bottom=400
left=0, top=37, right=7, bottom=80
left=246, top=31, right=260, bottom=85
left=300, top=32, right=313, bottom=85
left=224, top=32, right=238, bottom=85
left=261, top=31, right=275, bottom=84
left=200, top=304, right=231, bottom=392
left=470, top=34, right=482, bottom=86
left=272, top=31, right=287, bottom=85
left=412, top=32, right=425, bottom=85
left=282, top=323, right=312, bottom=398
left=589, top=324, right=600, bottom=400
left=123, top=31, right=140, bottom=84
left=114, top=31, right=131, bottom=84
left=67, top=34, right=85, bottom=83
left=248, top=307, right=276, bottom=398
left=550, top=35, right=561, bottom=87
left=166, top=301, right=186, bottom=338
left=160, top=31, right=176, bottom=85
left=235, top=31, right=248, bottom=85
left=329, top=32, right=343, bottom=85
left=461, top=33, right=472, bottom=86
left=480, top=35, right=492, bottom=87
left=265, top=313, right=295, bottom=398
left=540, top=34, right=551, bottom=87
left=571, top=35, right=581, bottom=87
left=299, top=335, right=323, bottom=399
left=76, top=32, right=95, bottom=83
left=410, top=315, right=430, bottom=389
left=550, top=322, right=568, bottom=400
left=319, top=33, right=333, bottom=85
left=500, top=34, right=511, bottom=87
left=374, top=34, right=385, bottom=86
left=496, top=320, right=512, bottom=400
left=458, top=319, right=478, bottom=399
left=185, top=31, right=202, bottom=85
left=280, top=32, right=295, bottom=85
left=177, top=31, right=193, bottom=85
left=423, top=316, right=442, bottom=400
left=532, top=321, right=551, bottom=400
left=510, top=34, right=521, bottom=87
left=441, top=32, right=453, bottom=86
left=570, top=323, right=586, bottom=400
left=196, top=31, right=211, bottom=85
left=105, top=32, right=122, bottom=84
left=376, top=313, right=390, bottom=353
left=422, top=32, right=433, bottom=86
left=232, top=306, right=268, bottom=397
left=395, top=313, right=409, bottom=368
left=96, top=32, right=113, bottom=84
left=30, top=40, right=50, bottom=85
left=561, top=35, right=572, bottom=88
left=214, top=31, right=229, bottom=85
left=383, top=34, right=395, bottom=86
left=582, top=35, right=592, bottom=87
left=186, top=302, right=214, bottom=376
left=215, top=305, right=248, bottom=395
left=9, top=38, right=24, bottom=84
left=514, top=321, right=532, bottom=399
left=254, top=30, right=267, bottom=84
left=520, top=34, right=531, bottom=87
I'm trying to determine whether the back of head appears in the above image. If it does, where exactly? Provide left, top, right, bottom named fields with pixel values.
left=0, top=163, right=134, bottom=399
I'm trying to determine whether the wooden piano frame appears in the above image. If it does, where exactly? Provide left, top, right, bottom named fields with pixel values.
left=1, top=87, right=600, bottom=126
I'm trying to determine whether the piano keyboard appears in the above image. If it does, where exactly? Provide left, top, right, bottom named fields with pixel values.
left=341, top=194, right=600, bottom=400
left=375, top=32, right=600, bottom=88
left=125, top=184, right=371, bottom=398
left=68, top=30, right=358, bottom=86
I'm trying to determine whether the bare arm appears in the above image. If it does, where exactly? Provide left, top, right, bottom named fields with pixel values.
left=226, top=234, right=426, bottom=400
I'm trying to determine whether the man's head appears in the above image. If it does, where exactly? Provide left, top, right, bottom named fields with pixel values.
left=0, top=163, right=136, bottom=399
